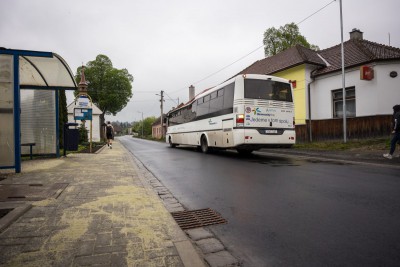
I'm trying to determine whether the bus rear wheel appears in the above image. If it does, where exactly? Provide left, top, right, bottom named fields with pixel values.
left=201, top=136, right=209, bottom=153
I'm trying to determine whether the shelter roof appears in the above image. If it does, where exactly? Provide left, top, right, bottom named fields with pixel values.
left=0, top=48, right=77, bottom=90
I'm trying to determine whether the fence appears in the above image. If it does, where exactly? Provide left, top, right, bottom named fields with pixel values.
left=296, top=115, right=392, bottom=143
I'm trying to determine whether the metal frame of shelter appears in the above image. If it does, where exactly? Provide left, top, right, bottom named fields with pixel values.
left=0, top=48, right=77, bottom=173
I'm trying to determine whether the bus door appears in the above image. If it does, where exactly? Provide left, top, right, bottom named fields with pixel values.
left=222, top=119, right=234, bottom=147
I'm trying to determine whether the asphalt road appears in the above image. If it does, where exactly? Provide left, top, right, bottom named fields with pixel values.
left=119, top=136, right=400, bottom=267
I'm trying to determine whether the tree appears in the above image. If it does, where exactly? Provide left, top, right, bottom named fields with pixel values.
left=263, top=23, right=319, bottom=57
left=58, top=90, right=68, bottom=148
left=75, top=55, right=133, bottom=139
left=132, top=116, right=156, bottom=138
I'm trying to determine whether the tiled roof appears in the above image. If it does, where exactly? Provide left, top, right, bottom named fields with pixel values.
left=151, top=114, right=167, bottom=126
left=313, top=39, right=400, bottom=76
left=238, top=45, right=326, bottom=75
left=237, top=39, right=400, bottom=78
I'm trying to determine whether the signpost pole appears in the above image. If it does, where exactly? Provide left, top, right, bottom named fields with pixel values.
left=74, top=93, right=93, bottom=152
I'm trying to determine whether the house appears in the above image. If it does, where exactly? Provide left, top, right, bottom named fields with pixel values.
left=238, top=28, right=400, bottom=141
left=152, top=115, right=167, bottom=139
left=67, top=101, right=102, bottom=142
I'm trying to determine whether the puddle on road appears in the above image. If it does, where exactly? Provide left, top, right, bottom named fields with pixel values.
left=246, top=154, right=353, bottom=167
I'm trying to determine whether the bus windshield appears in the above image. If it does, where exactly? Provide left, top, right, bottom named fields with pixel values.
left=244, top=79, right=293, bottom=102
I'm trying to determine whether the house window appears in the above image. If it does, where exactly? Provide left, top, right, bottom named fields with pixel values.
left=332, top=87, right=356, bottom=118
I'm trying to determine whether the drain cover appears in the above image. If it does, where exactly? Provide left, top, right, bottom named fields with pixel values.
left=171, top=208, right=227, bottom=230
left=0, top=183, right=68, bottom=202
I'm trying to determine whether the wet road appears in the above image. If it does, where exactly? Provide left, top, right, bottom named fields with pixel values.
left=119, top=136, right=400, bottom=267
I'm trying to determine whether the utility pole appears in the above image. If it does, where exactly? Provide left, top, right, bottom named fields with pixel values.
left=160, top=90, right=164, bottom=138
left=339, top=0, right=347, bottom=143
left=137, top=111, right=143, bottom=137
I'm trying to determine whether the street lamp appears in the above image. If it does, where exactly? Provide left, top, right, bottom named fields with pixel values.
left=137, top=111, right=143, bottom=137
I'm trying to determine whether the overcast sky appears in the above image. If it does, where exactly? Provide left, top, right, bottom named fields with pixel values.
left=2, top=0, right=399, bottom=123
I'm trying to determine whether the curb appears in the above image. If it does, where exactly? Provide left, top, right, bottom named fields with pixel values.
left=0, top=203, right=32, bottom=233
left=119, top=143, right=207, bottom=267
left=257, top=149, right=400, bottom=169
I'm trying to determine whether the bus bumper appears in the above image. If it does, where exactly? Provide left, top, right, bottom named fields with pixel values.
left=235, top=128, right=296, bottom=149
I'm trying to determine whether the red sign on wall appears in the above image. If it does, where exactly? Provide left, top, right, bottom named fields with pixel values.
left=360, top=66, right=374, bottom=80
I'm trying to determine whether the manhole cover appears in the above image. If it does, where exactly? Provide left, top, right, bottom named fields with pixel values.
left=171, top=208, right=227, bottom=230
left=0, top=208, right=13, bottom=219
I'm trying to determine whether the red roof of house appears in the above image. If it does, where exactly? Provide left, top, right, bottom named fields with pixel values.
left=313, top=39, right=400, bottom=76
left=238, top=45, right=326, bottom=75
left=237, top=39, right=400, bottom=78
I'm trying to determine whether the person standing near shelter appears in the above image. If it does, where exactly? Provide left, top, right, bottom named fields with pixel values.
left=105, top=121, right=114, bottom=149
left=383, top=105, right=400, bottom=159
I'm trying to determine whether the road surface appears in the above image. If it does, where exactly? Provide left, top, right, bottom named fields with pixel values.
left=119, top=136, right=400, bottom=267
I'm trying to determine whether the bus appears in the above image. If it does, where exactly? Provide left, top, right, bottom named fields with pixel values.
left=166, top=74, right=295, bottom=154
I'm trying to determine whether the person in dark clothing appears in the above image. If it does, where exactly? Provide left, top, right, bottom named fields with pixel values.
left=105, top=121, right=114, bottom=149
left=383, top=105, right=400, bottom=159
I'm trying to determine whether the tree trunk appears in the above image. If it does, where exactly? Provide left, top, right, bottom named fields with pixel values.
left=59, top=90, right=68, bottom=148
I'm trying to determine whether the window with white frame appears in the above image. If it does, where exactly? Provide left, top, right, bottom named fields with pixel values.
left=332, top=87, right=356, bottom=118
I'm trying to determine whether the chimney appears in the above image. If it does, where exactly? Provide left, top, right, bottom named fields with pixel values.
left=189, top=85, right=195, bottom=101
left=350, top=28, right=363, bottom=40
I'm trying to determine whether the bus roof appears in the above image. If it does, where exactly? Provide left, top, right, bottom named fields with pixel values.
left=167, top=74, right=290, bottom=115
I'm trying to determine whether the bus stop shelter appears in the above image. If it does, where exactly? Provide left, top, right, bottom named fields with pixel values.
left=0, top=48, right=77, bottom=173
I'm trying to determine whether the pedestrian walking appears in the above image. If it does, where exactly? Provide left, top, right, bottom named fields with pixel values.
left=105, top=121, right=114, bottom=149
left=383, top=104, right=400, bottom=159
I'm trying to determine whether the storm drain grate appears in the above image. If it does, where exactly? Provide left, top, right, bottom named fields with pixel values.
left=171, top=208, right=227, bottom=230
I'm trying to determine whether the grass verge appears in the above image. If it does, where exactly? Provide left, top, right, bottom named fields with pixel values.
left=294, top=137, right=390, bottom=151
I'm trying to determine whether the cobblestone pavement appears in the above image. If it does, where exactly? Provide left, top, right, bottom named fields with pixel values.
left=0, top=140, right=205, bottom=267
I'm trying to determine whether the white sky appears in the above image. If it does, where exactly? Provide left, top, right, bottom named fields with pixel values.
left=1, top=0, right=399, bottom=122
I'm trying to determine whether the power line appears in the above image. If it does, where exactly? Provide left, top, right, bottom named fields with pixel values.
left=164, top=91, right=179, bottom=105
left=169, top=0, right=336, bottom=95
left=296, top=0, right=336, bottom=25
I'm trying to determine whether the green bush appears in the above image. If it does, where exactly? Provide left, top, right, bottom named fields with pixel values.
left=79, top=124, right=88, bottom=144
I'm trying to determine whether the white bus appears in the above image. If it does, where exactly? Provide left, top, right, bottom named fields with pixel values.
left=166, top=74, right=295, bottom=154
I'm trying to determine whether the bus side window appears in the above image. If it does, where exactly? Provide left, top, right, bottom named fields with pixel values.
left=223, top=83, right=234, bottom=109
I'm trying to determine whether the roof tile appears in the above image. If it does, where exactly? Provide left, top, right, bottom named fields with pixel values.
left=237, top=39, right=400, bottom=78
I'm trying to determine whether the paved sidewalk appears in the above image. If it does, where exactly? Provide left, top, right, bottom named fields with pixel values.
left=0, top=140, right=205, bottom=267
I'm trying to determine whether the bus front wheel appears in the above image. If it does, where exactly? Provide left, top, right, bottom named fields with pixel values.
left=169, top=137, right=176, bottom=148
left=201, top=136, right=209, bottom=153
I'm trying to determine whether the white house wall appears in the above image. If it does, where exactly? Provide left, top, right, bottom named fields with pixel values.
left=67, top=101, right=102, bottom=142
left=310, top=61, right=400, bottom=120
left=304, top=65, right=315, bottom=120
left=67, top=114, right=101, bottom=142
